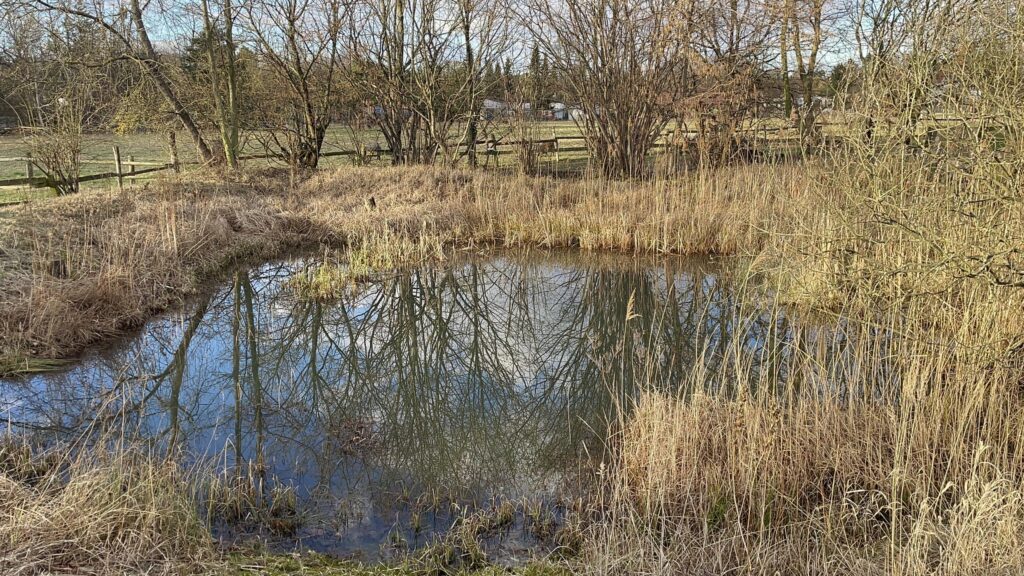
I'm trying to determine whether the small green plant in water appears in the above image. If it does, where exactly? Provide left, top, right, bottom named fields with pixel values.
left=291, top=230, right=450, bottom=301
left=289, top=261, right=370, bottom=301
left=203, top=467, right=302, bottom=536
left=0, top=354, right=68, bottom=377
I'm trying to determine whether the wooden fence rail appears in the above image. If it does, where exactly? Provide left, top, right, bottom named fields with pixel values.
left=0, top=120, right=850, bottom=192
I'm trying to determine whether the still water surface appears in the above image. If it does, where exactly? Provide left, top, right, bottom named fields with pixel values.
left=0, top=251, right=840, bottom=559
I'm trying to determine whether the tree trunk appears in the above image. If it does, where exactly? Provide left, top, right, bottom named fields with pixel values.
left=130, top=0, right=215, bottom=164
left=462, top=2, right=477, bottom=167
left=780, top=5, right=792, bottom=119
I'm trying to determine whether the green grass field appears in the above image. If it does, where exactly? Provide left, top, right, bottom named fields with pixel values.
left=0, top=122, right=587, bottom=172
left=0, top=121, right=590, bottom=203
left=0, top=117, right=826, bottom=204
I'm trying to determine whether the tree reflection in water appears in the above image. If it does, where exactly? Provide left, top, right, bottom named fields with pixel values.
left=0, top=252, right=886, bottom=556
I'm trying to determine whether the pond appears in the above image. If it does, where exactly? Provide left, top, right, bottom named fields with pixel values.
left=0, top=250, right=863, bottom=561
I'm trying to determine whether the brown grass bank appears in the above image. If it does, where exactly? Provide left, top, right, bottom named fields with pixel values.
left=0, top=440, right=213, bottom=575
left=580, top=144, right=1024, bottom=574
left=0, top=163, right=805, bottom=372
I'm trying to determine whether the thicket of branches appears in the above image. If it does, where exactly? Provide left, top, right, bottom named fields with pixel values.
left=0, top=0, right=1019, bottom=178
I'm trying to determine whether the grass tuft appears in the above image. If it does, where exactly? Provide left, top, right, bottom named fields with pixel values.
left=0, top=444, right=213, bottom=575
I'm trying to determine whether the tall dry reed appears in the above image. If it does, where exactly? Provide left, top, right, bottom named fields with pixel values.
left=1, top=163, right=804, bottom=370
left=0, top=440, right=213, bottom=575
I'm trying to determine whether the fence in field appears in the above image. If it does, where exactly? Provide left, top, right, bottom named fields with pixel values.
left=0, top=146, right=175, bottom=190
left=0, top=116, right=978, bottom=201
left=0, top=122, right=824, bottom=182
left=0, top=145, right=375, bottom=194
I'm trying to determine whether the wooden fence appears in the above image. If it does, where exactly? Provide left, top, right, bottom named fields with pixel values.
left=0, top=123, right=829, bottom=195
left=0, top=146, right=180, bottom=190
left=0, top=145, right=405, bottom=191
left=0, top=114, right=998, bottom=195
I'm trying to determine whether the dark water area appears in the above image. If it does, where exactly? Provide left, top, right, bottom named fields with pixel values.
left=0, top=250, right=875, bottom=561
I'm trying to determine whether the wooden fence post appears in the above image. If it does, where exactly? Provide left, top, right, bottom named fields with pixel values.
left=552, top=130, right=559, bottom=165
left=25, top=152, right=33, bottom=183
left=168, top=131, right=180, bottom=173
left=128, top=154, right=135, bottom=176
left=113, top=146, right=123, bottom=192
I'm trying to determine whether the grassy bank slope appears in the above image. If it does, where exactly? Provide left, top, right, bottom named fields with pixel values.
left=0, top=164, right=804, bottom=372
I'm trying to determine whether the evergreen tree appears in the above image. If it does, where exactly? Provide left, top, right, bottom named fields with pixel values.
left=483, top=60, right=500, bottom=99
left=503, top=58, right=515, bottom=96
left=528, top=44, right=542, bottom=109
left=539, top=53, right=550, bottom=106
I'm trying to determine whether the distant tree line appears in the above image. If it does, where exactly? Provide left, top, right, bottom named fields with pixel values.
left=0, top=0, right=1018, bottom=178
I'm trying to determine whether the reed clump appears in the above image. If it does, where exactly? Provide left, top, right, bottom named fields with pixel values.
left=0, top=443, right=213, bottom=575
left=580, top=112, right=1024, bottom=574
left=589, top=394, right=1024, bottom=575
left=301, top=163, right=804, bottom=256
left=1, top=163, right=800, bottom=372
left=203, top=468, right=302, bottom=537
left=581, top=288, right=1024, bottom=574
left=289, top=229, right=450, bottom=301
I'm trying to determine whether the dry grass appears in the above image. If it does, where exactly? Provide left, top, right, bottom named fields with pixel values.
left=588, top=390, right=1024, bottom=575
left=582, top=288, right=1024, bottom=574
left=0, top=170, right=312, bottom=363
left=2, top=139, right=1022, bottom=575
left=0, top=441, right=213, bottom=575
left=0, top=163, right=802, bottom=370
left=301, top=164, right=801, bottom=255
left=577, top=134, right=1024, bottom=574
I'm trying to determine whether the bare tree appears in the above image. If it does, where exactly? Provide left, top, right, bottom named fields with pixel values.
left=687, top=0, right=775, bottom=164
left=501, top=58, right=543, bottom=174
left=403, top=0, right=463, bottom=164
left=245, top=0, right=347, bottom=168
left=344, top=0, right=412, bottom=164
left=345, top=0, right=504, bottom=165
left=200, top=0, right=241, bottom=167
left=0, top=7, right=49, bottom=127
left=782, top=0, right=840, bottom=149
left=448, top=0, right=511, bottom=166
left=24, top=0, right=218, bottom=163
left=518, top=0, right=691, bottom=177
left=27, top=67, right=98, bottom=194
left=851, top=0, right=977, bottom=135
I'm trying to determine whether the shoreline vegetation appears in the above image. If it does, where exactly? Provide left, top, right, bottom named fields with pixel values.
left=2, top=0, right=1022, bottom=568
left=0, top=164, right=798, bottom=370
left=2, top=140, right=1023, bottom=575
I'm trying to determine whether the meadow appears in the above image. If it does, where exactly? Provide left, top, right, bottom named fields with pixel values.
left=0, top=117, right=825, bottom=204
left=0, top=121, right=598, bottom=206
left=0, top=117, right=1022, bottom=576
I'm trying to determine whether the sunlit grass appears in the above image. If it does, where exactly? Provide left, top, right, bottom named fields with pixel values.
left=1, top=128, right=1022, bottom=574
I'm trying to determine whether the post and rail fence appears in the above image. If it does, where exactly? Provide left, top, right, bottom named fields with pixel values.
left=0, top=116, right=984, bottom=203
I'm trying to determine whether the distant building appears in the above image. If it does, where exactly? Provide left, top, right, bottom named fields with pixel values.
left=482, top=99, right=507, bottom=120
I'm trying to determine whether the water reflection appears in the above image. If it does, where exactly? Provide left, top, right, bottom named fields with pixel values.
left=0, top=251, right=884, bottom=557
